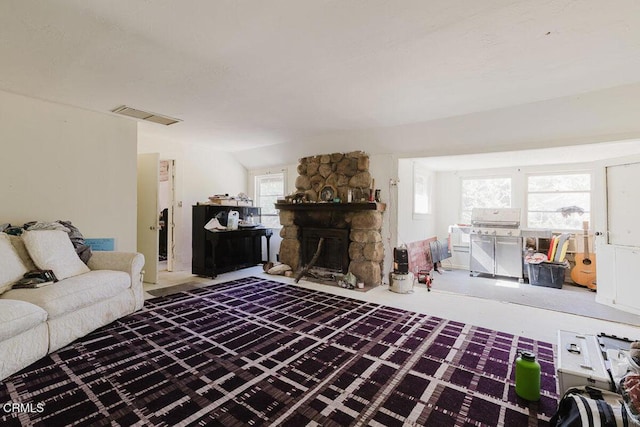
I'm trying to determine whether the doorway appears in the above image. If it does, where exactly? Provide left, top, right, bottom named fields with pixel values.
left=137, top=154, right=177, bottom=284
left=158, top=159, right=176, bottom=273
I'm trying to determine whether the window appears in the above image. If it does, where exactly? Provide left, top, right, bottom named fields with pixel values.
left=527, top=173, right=590, bottom=230
left=255, top=173, right=285, bottom=228
left=460, top=177, right=512, bottom=223
left=413, top=163, right=430, bottom=215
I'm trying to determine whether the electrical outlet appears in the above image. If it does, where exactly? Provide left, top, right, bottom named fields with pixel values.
left=389, top=179, right=399, bottom=186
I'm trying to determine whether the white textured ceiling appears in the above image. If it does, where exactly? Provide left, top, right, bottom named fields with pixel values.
left=2, top=1, right=640, bottom=160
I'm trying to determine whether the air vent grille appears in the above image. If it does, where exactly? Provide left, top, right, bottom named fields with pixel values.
left=111, top=106, right=181, bottom=126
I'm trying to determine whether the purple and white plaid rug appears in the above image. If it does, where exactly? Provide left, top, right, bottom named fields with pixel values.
left=1, top=277, right=558, bottom=426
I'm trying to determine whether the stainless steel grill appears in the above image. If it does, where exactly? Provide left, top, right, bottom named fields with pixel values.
left=470, top=208, right=521, bottom=236
left=469, top=208, right=524, bottom=281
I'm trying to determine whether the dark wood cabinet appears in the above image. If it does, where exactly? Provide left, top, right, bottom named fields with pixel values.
left=192, top=204, right=272, bottom=277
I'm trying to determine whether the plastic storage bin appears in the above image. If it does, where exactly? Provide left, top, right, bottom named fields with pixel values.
left=527, top=262, right=566, bottom=288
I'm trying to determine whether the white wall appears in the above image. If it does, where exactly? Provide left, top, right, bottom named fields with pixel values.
left=138, top=135, right=248, bottom=271
left=369, top=153, right=394, bottom=282
left=0, top=90, right=138, bottom=250
left=397, top=159, right=437, bottom=245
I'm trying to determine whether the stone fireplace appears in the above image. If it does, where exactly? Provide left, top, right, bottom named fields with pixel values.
left=276, top=151, right=385, bottom=286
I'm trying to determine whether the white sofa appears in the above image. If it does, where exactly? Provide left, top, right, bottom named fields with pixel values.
left=0, top=231, right=144, bottom=381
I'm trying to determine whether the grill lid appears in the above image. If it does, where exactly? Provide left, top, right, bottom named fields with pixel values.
left=471, top=208, right=521, bottom=228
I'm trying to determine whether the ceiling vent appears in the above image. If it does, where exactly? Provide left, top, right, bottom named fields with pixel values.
left=111, top=105, right=182, bottom=126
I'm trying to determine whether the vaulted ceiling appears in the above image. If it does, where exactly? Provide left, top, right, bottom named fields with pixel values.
left=2, top=1, right=640, bottom=168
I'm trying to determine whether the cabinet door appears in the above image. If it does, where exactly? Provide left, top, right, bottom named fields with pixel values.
left=613, top=246, right=640, bottom=313
left=495, top=237, right=523, bottom=278
left=470, top=235, right=494, bottom=274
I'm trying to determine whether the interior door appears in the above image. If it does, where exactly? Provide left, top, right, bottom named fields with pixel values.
left=166, top=159, right=176, bottom=272
left=137, top=153, right=160, bottom=284
left=595, top=153, right=640, bottom=313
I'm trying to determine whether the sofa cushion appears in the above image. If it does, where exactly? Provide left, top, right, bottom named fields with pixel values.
left=1, top=270, right=130, bottom=319
left=0, top=234, right=28, bottom=295
left=7, top=234, right=37, bottom=271
left=22, top=230, right=90, bottom=280
left=0, top=299, right=47, bottom=341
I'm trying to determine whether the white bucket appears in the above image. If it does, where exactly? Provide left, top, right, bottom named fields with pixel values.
left=390, top=272, right=414, bottom=294
left=227, top=210, right=239, bottom=230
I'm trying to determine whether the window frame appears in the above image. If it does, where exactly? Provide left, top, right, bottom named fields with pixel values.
left=254, top=171, right=286, bottom=229
left=525, top=171, right=592, bottom=231
left=412, top=162, right=431, bottom=217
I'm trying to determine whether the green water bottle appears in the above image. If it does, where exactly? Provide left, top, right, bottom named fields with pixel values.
left=515, top=350, right=541, bottom=401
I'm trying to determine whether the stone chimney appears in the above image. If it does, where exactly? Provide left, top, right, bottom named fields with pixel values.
left=295, top=151, right=372, bottom=202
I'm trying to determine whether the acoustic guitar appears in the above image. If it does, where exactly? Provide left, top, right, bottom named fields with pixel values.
left=570, top=221, right=597, bottom=290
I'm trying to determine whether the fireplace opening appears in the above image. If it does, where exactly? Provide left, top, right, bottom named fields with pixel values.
left=301, top=227, right=350, bottom=273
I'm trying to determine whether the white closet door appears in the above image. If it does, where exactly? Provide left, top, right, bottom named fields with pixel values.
left=606, top=160, right=640, bottom=246
left=596, top=154, right=640, bottom=314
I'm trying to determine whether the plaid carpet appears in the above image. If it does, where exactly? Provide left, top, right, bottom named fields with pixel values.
left=0, top=277, right=558, bottom=426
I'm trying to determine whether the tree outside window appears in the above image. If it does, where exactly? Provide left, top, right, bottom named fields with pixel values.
left=460, top=177, right=512, bottom=223
left=527, top=173, right=590, bottom=230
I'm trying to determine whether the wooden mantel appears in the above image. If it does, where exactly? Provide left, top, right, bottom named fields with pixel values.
left=275, top=202, right=386, bottom=212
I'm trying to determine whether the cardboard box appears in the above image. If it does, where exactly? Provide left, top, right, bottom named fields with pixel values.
left=208, top=198, right=237, bottom=206
left=208, top=198, right=253, bottom=207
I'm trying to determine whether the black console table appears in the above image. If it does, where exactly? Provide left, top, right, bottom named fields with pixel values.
left=204, top=227, right=272, bottom=278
